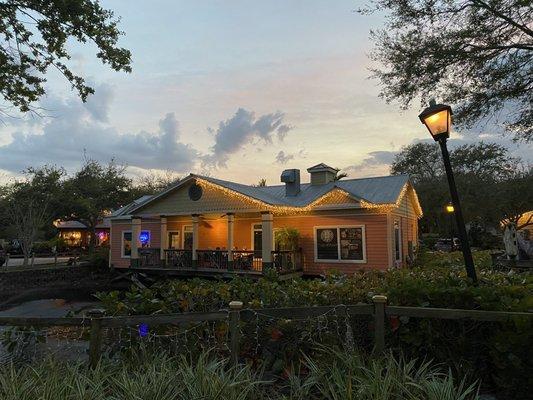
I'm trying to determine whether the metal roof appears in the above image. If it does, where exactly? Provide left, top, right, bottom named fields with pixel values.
left=122, top=173, right=413, bottom=216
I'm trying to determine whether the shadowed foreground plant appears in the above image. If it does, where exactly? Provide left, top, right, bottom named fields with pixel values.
left=283, top=347, right=479, bottom=400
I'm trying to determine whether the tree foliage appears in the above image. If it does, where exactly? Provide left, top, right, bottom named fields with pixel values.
left=361, top=0, right=533, bottom=142
left=391, top=141, right=531, bottom=237
left=0, top=166, right=64, bottom=263
left=62, top=159, right=131, bottom=249
left=0, top=0, right=131, bottom=116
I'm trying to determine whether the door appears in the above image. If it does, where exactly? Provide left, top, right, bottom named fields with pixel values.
left=253, top=224, right=262, bottom=258
left=183, top=226, right=193, bottom=250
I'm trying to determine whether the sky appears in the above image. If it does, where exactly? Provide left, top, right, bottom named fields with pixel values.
left=0, top=0, right=531, bottom=185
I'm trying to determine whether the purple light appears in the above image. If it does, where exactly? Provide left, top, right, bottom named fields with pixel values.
left=139, top=231, right=150, bottom=245
left=139, top=323, right=149, bottom=337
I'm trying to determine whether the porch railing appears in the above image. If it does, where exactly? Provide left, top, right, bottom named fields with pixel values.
left=138, top=248, right=161, bottom=268
left=197, top=249, right=229, bottom=269
left=164, top=249, right=192, bottom=269
left=232, top=250, right=261, bottom=271
left=272, top=250, right=302, bottom=273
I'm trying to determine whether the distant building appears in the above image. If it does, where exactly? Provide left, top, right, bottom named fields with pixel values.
left=54, top=218, right=111, bottom=248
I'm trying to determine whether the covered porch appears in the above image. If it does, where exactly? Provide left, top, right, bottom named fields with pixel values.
left=125, top=212, right=303, bottom=276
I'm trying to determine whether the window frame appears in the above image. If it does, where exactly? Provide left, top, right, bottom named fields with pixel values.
left=393, top=220, right=402, bottom=262
left=121, top=230, right=132, bottom=258
left=182, top=225, right=193, bottom=249
left=313, top=225, right=366, bottom=263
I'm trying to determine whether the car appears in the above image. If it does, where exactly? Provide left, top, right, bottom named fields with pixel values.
left=434, top=238, right=461, bottom=252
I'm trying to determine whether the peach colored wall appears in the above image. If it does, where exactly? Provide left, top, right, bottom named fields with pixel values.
left=111, top=222, right=131, bottom=268
left=111, top=214, right=390, bottom=274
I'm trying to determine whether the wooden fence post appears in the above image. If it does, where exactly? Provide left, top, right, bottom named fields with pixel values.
left=88, top=309, right=105, bottom=368
left=372, top=295, right=387, bottom=353
left=229, top=300, right=243, bottom=366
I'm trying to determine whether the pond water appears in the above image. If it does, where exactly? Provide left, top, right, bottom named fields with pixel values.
left=0, top=298, right=100, bottom=365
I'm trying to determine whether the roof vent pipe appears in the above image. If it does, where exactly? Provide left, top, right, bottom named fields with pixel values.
left=280, top=169, right=301, bottom=197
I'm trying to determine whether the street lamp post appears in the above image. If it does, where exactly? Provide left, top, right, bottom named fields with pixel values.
left=418, top=100, right=478, bottom=283
left=446, top=203, right=454, bottom=252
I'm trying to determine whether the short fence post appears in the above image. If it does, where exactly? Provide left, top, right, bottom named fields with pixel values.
left=30, top=253, right=35, bottom=267
left=4, top=253, right=9, bottom=268
left=372, top=295, right=387, bottom=353
left=54, top=251, right=58, bottom=266
left=88, top=309, right=105, bottom=368
left=229, top=300, right=243, bottom=366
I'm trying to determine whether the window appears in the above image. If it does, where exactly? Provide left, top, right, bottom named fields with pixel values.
left=183, top=226, right=193, bottom=250
left=122, top=231, right=132, bottom=258
left=315, top=226, right=365, bottom=262
left=394, top=221, right=401, bottom=262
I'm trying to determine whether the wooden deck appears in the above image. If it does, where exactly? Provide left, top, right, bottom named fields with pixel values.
left=129, top=266, right=303, bottom=280
left=128, top=248, right=304, bottom=280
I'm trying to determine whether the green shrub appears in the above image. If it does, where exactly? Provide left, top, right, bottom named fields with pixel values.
left=0, top=350, right=480, bottom=400
left=94, top=252, right=532, bottom=397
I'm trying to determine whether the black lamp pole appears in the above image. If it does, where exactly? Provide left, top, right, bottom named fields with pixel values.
left=438, top=137, right=477, bottom=282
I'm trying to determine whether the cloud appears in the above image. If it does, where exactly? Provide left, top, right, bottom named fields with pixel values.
left=343, top=150, right=397, bottom=176
left=275, top=150, right=294, bottom=164
left=204, top=108, right=292, bottom=167
left=0, top=85, right=198, bottom=173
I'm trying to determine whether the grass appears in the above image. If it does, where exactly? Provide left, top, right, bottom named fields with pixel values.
left=0, top=348, right=480, bottom=400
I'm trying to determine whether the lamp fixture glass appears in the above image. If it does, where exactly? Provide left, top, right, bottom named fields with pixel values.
left=418, top=99, right=452, bottom=141
left=446, top=203, right=454, bottom=213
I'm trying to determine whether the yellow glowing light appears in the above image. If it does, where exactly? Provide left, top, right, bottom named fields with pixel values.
left=446, top=204, right=454, bottom=213
left=195, top=178, right=423, bottom=218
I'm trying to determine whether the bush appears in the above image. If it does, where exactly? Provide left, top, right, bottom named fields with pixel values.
left=0, top=349, right=479, bottom=400
left=94, top=252, right=532, bottom=397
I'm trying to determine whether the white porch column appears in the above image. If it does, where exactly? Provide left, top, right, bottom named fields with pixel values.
left=160, top=216, right=167, bottom=262
left=192, top=214, right=199, bottom=268
left=261, top=212, right=273, bottom=270
left=227, top=213, right=234, bottom=270
left=131, top=217, right=141, bottom=267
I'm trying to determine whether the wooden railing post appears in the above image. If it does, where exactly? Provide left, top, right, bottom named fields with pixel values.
left=88, top=309, right=105, bottom=368
left=229, top=300, right=243, bottom=366
left=372, top=295, right=387, bottom=353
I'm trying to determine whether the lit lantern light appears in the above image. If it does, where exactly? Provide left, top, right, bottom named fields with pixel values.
left=445, top=203, right=454, bottom=213
left=418, top=99, right=452, bottom=141
left=139, top=231, right=150, bottom=246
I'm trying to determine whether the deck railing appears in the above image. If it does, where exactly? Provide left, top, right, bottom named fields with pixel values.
left=232, top=250, right=260, bottom=271
left=197, top=249, right=229, bottom=269
left=164, top=249, right=192, bottom=268
left=138, top=248, right=161, bottom=268
left=271, top=250, right=302, bottom=273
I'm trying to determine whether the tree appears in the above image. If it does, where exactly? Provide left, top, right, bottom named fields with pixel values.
left=0, top=0, right=131, bottom=117
left=391, top=141, right=523, bottom=236
left=254, top=178, right=267, bottom=187
left=361, top=0, right=533, bottom=142
left=0, top=166, right=65, bottom=265
left=131, top=170, right=182, bottom=198
left=63, top=159, right=131, bottom=251
left=497, top=167, right=533, bottom=230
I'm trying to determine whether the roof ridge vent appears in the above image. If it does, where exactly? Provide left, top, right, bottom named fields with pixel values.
left=307, top=163, right=338, bottom=185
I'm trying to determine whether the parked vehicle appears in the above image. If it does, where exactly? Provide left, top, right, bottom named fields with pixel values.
left=434, top=238, right=461, bottom=252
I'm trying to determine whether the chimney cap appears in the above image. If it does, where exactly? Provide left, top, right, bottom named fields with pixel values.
left=281, top=169, right=299, bottom=183
left=307, top=163, right=339, bottom=174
